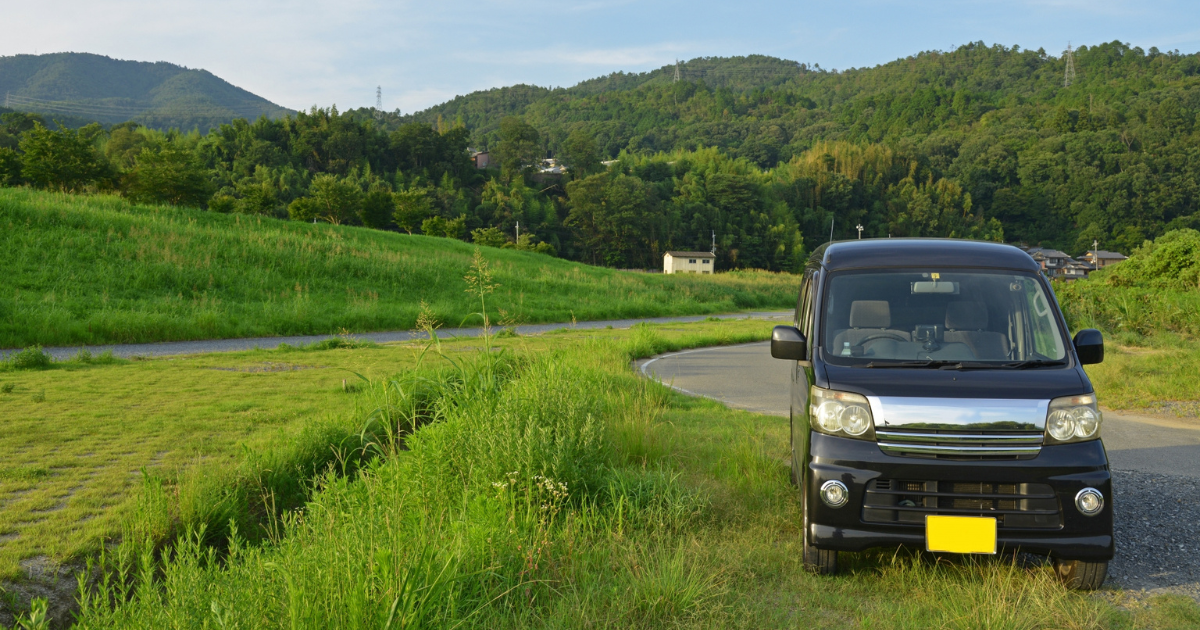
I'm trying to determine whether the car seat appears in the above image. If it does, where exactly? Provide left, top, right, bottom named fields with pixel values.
left=831, top=301, right=912, bottom=350
left=943, top=302, right=1010, bottom=360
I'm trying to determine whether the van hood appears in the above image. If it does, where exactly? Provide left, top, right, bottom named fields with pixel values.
left=819, top=364, right=1089, bottom=401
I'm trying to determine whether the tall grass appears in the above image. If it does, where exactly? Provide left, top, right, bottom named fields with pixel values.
left=1056, top=280, right=1200, bottom=339
left=0, top=187, right=796, bottom=348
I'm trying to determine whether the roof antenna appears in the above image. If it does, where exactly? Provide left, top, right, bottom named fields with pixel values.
left=828, top=216, right=835, bottom=244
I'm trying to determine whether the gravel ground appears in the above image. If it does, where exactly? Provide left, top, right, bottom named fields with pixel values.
left=1108, top=468, right=1200, bottom=599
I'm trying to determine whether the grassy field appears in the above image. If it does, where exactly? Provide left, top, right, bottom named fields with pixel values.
left=0, top=187, right=796, bottom=348
left=37, top=319, right=1192, bottom=629
left=0, top=317, right=774, bottom=581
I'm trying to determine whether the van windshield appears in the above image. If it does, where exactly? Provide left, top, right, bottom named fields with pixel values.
left=821, top=269, right=1067, bottom=366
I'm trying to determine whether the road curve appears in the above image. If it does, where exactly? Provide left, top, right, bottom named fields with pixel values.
left=637, top=341, right=1200, bottom=596
left=7, top=311, right=793, bottom=361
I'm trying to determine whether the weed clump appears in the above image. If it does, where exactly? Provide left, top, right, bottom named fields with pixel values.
left=4, top=346, right=52, bottom=371
left=0, top=382, right=13, bottom=394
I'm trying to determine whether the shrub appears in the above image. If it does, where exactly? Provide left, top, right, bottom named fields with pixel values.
left=1104, top=228, right=1200, bottom=291
left=6, top=346, right=52, bottom=370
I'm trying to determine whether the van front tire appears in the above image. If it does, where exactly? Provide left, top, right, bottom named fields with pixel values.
left=1054, top=559, right=1107, bottom=590
left=802, top=486, right=838, bottom=574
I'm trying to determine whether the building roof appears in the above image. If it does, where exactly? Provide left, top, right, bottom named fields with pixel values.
left=665, top=251, right=716, bottom=258
left=1033, top=249, right=1071, bottom=259
left=1086, top=250, right=1127, bottom=260
left=814, top=238, right=1041, bottom=273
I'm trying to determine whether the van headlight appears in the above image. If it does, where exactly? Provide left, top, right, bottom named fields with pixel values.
left=1045, top=394, right=1102, bottom=444
left=810, top=387, right=876, bottom=440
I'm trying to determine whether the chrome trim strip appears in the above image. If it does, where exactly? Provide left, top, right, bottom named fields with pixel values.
left=878, top=442, right=1042, bottom=456
left=875, top=430, right=1044, bottom=445
left=867, top=396, right=1050, bottom=430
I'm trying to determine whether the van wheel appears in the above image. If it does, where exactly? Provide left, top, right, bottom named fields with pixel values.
left=1053, top=559, right=1107, bottom=590
left=802, top=487, right=838, bottom=574
left=789, top=447, right=799, bottom=487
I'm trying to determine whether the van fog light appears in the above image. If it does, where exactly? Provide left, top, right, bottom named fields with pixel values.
left=1075, top=488, right=1104, bottom=516
left=820, top=480, right=850, bottom=508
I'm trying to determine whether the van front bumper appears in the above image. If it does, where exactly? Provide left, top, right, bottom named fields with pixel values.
left=805, top=433, right=1114, bottom=561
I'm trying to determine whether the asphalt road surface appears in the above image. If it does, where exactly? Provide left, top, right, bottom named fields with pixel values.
left=5, top=311, right=793, bottom=361
left=638, top=341, right=1200, bottom=596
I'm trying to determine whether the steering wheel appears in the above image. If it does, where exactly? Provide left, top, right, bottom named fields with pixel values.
left=856, top=333, right=909, bottom=346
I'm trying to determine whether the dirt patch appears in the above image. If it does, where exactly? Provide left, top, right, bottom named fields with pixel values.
left=0, top=556, right=83, bottom=629
left=208, top=362, right=323, bottom=373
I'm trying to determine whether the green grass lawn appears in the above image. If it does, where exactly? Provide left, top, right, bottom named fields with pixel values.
left=1081, top=334, right=1200, bottom=413
left=0, top=187, right=796, bottom=348
left=3, top=319, right=1193, bottom=628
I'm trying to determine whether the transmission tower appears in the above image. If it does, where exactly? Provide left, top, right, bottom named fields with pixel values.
left=673, top=60, right=681, bottom=83
left=1064, top=43, right=1076, bottom=88
left=374, top=86, right=383, bottom=120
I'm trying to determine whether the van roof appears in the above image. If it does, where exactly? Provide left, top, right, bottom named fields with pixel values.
left=813, top=239, right=1040, bottom=272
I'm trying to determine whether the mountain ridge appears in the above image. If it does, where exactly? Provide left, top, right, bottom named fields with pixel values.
left=0, top=52, right=293, bottom=131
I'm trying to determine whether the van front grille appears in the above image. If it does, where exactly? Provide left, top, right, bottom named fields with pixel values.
left=876, top=429, right=1043, bottom=460
left=863, top=479, right=1061, bottom=529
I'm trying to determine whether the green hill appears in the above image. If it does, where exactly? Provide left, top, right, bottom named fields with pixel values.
left=0, top=52, right=292, bottom=131
left=0, top=187, right=794, bottom=348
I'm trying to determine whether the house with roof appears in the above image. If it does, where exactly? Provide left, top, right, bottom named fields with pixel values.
left=664, top=251, right=715, bottom=274
left=1027, top=248, right=1074, bottom=279
left=1081, top=249, right=1128, bottom=270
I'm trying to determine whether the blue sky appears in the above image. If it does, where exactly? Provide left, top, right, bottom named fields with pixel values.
left=4, top=0, right=1199, bottom=114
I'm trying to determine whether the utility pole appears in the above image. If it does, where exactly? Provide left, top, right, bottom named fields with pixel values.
left=856, top=223, right=864, bottom=239
left=1064, top=43, right=1076, bottom=88
left=516, top=221, right=520, bottom=244
left=828, top=217, right=835, bottom=244
left=711, top=230, right=716, bottom=255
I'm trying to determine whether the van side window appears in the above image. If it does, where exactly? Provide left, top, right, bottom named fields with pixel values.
left=798, top=270, right=817, bottom=338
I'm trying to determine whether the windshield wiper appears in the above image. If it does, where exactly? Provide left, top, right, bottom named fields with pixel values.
left=861, top=360, right=960, bottom=369
left=1000, top=359, right=1069, bottom=369
left=860, top=359, right=1068, bottom=370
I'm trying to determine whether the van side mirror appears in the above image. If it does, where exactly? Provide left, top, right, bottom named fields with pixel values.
left=771, top=326, right=807, bottom=361
left=1073, top=329, right=1104, bottom=365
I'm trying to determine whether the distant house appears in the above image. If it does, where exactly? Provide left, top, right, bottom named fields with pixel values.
left=470, top=151, right=491, bottom=169
left=664, top=251, right=715, bottom=274
left=1023, top=246, right=1114, bottom=282
left=1027, top=248, right=1074, bottom=279
left=1081, top=249, right=1128, bottom=270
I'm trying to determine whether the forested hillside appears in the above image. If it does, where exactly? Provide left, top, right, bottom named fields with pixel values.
left=0, top=53, right=292, bottom=132
left=1, top=41, right=1197, bottom=269
left=375, top=42, right=1200, bottom=252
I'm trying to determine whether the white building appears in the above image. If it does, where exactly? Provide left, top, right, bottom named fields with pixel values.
left=663, top=251, right=715, bottom=274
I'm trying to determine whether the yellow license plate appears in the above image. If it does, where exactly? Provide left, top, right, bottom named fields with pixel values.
left=925, top=515, right=997, bottom=554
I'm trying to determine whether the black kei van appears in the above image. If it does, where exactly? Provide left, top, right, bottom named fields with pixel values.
left=771, top=239, right=1112, bottom=589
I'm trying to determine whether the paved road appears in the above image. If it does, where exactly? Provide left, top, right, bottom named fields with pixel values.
left=8, top=311, right=793, bottom=361
left=637, top=341, right=1200, bottom=596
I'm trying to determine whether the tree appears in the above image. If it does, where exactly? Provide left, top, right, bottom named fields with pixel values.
left=19, top=123, right=111, bottom=192
left=471, top=226, right=508, bottom=248
left=393, top=189, right=433, bottom=233
left=359, top=186, right=395, bottom=229
left=421, top=215, right=466, bottom=239
left=494, top=117, right=540, bottom=182
left=287, top=174, right=361, bottom=224
left=0, top=148, right=20, bottom=186
left=125, top=144, right=214, bottom=208
left=561, top=128, right=602, bottom=176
